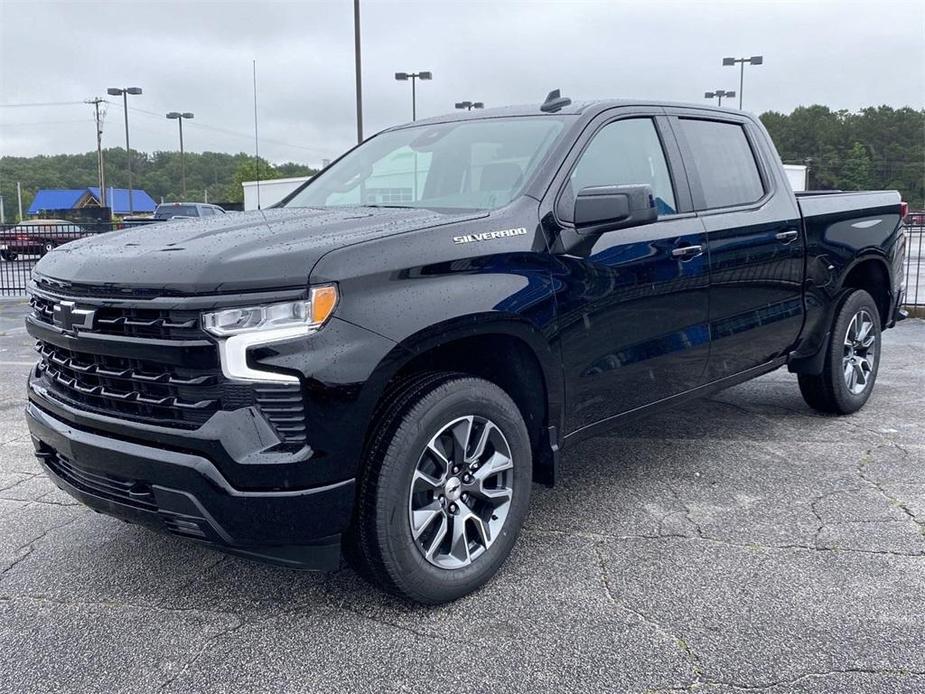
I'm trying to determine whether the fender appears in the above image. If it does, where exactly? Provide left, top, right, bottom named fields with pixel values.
left=789, top=252, right=894, bottom=374
left=356, top=313, right=565, bottom=484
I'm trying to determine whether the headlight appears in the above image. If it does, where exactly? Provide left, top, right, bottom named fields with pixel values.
left=202, top=285, right=338, bottom=383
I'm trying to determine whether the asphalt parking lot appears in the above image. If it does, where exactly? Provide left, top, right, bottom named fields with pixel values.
left=1, top=297, right=923, bottom=693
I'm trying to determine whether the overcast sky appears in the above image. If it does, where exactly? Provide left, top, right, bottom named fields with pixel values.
left=1, top=0, right=923, bottom=166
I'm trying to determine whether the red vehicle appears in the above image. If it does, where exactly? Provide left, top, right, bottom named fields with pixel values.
left=905, top=210, right=925, bottom=226
left=0, top=219, right=89, bottom=260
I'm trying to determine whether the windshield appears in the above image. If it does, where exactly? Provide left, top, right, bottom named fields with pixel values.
left=284, top=116, right=567, bottom=212
left=154, top=204, right=199, bottom=219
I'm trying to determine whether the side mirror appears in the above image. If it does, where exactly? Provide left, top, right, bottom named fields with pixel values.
left=574, top=184, right=657, bottom=234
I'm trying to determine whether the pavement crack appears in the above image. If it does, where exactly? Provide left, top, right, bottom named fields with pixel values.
left=665, top=484, right=705, bottom=538
left=523, top=527, right=925, bottom=557
left=857, top=449, right=924, bottom=534
left=703, top=667, right=925, bottom=691
left=592, top=542, right=703, bottom=688
left=157, top=613, right=246, bottom=692
left=0, top=513, right=82, bottom=579
left=0, top=473, right=42, bottom=494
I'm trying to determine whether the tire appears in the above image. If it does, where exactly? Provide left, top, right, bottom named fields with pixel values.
left=42, top=241, right=56, bottom=255
left=0, top=250, right=15, bottom=262
left=798, top=289, right=881, bottom=415
left=351, top=373, right=532, bottom=604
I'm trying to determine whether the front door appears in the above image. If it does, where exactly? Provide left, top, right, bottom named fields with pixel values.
left=550, top=114, right=711, bottom=435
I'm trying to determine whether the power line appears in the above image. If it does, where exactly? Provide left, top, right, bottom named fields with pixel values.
left=0, top=119, right=91, bottom=127
left=105, top=99, right=329, bottom=154
left=0, top=101, right=86, bottom=108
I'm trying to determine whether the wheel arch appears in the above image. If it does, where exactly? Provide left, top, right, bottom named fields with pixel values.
left=838, top=253, right=893, bottom=328
left=359, top=313, right=564, bottom=486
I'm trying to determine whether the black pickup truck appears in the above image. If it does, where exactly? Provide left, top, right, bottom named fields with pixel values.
left=24, top=92, right=907, bottom=604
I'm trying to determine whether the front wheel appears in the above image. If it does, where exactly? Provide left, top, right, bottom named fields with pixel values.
left=0, top=250, right=16, bottom=262
left=351, top=374, right=532, bottom=604
left=42, top=241, right=56, bottom=255
left=798, top=289, right=882, bottom=414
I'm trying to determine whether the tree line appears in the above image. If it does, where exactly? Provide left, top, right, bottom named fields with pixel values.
left=0, top=148, right=318, bottom=218
left=760, top=105, right=923, bottom=207
left=1, top=104, right=922, bottom=220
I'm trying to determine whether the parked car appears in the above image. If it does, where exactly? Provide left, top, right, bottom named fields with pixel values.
left=904, top=210, right=925, bottom=226
left=153, top=202, right=225, bottom=220
left=0, top=219, right=88, bottom=260
left=25, top=94, right=908, bottom=604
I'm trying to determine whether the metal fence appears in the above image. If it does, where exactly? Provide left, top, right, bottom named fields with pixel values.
left=905, top=219, right=924, bottom=308
left=3, top=218, right=925, bottom=306
left=0, top=222, right=139, bottom=296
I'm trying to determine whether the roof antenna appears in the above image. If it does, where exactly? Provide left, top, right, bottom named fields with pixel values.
left=540, top=89, right=571, bottom=113
left=253, top=59, right=261, bottom=210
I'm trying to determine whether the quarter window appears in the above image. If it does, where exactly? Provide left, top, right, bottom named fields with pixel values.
left=677, top=119, right=765, bottom=209
left=569, top=118, right=677, bottom=215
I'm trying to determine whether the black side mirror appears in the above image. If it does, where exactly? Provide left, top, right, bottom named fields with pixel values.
left=574, top=184, right=657, bottom=234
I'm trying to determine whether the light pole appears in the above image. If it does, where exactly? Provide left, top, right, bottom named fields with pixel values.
left=704, top=90, right=736, bottom=107
left=722, top=56, right=763, bottom=109
left=107, top=86, right=143, bottom=214
left=166, top=112, right=194, bottom=198
left=354, top=0, right=363, bottom=143
left=455, top=101, right=484, bottom=111
left=394, top=71, right=432, bottom=121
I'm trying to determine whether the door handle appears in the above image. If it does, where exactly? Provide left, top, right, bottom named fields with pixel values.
left=671, top=244, right=703, bottom=260
left=775, top=229, right=799, bottom=244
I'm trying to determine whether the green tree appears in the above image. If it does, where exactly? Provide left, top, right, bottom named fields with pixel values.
left=0, top=149, right=319, bottom=217
left=840, top=142, right=874, bottom=191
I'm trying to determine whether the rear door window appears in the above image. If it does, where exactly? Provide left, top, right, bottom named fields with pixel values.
left=677, top=119, right=765, bottom=209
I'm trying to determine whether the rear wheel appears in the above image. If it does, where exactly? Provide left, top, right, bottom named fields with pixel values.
left=351, top=374, right=531, bottom=604
left=0, top=250, right=16, bottom=262
left=798, top=289, right=881, bottom=414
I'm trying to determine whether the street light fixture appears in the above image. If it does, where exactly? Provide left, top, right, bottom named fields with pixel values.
left=704, top=90, right=736, bottom=107
left=166, top=112, right=194, bottom=198
left=455, top=101, right=485, bottom=111
left=107, top=86, right=143, bottom=214
left=394, top=71, right=432, bottom=121
left=722, top=55, right=763, bottom=109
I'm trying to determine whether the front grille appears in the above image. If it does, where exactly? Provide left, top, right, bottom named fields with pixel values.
left=29, top=294, right=202, bottom=340
left=29, top=289, right=309, bottom=444
left=36, top=342, right=224, bottom=428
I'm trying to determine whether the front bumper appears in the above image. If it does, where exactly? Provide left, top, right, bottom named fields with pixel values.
left=26, top=402, right=355, bottom=569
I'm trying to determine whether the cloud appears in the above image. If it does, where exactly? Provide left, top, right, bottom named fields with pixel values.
left=1, top=0, right=923, bottom=165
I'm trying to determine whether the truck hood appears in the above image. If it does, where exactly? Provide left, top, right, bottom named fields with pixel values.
left=33, top=207, right=483, bottom=295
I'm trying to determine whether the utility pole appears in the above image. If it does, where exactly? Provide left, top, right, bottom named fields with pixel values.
left=17, top=181, right=23, bottom=220
left=354, top=0, right=363, bottom=143
left=86, top=97, right=106, bottom=208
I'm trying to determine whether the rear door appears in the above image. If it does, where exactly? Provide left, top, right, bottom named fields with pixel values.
left=668, top=110, right=804, bottom=380
left=547, top=109, right=711, bottom=434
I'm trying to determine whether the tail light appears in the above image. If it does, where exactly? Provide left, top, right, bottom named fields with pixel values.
left=900, top=201, right=909, bottom=219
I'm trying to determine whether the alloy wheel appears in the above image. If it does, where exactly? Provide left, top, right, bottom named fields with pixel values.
left=842, top=309, right=877, bottom=395
left=408, top=415, right=514, bottom=569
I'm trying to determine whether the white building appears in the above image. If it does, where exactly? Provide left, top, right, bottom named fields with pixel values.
left=782, top=164, right=808, bottom=192
left=242, top=176, right=311, bottom=211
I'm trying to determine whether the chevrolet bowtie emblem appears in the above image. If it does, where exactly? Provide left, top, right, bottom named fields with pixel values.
left=52, top=301, right=96, bottom=332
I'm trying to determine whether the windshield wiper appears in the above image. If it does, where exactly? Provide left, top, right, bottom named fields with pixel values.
left=361, top=204, right=416, bottom=209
